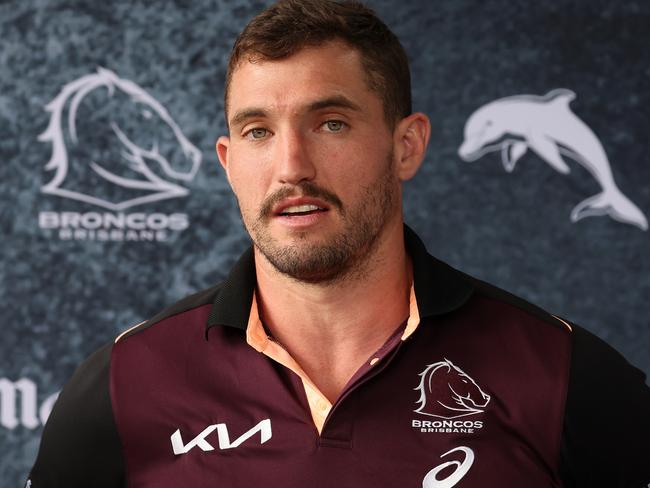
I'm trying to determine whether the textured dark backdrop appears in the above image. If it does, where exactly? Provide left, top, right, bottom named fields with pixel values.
left=1, top=0, right=648, bottom=485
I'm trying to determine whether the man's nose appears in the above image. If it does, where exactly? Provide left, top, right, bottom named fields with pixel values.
left=274, top=128, right=316, bottom=184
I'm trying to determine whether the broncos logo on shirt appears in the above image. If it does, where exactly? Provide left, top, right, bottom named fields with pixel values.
left=414, top=359, right=491, bottom=419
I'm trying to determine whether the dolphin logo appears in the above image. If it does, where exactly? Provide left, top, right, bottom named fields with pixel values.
left=458, top=89, right=647, bottom=231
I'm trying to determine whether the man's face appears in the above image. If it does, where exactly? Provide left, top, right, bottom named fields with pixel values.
left=217, top=41, right=402, bottom=283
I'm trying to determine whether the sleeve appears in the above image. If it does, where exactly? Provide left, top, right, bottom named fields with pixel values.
left=559, top=324, right=650, bottom=488
left=26, top=341, right=126, bottom=488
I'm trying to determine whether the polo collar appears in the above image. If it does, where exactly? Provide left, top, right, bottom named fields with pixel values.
left=403, top=225, right=475, bottom=317
left=206, top=245, right=256, bottom=332
left=205, top=225, right=474, bottom=334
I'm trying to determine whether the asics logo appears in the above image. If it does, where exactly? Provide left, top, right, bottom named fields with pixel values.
left=423, top=446, right=474, bottom=488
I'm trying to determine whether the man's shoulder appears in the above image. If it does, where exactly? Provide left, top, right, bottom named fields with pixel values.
left=406, top=226, right=569, bottom=333
left=114, top=282, right=225, bottom=344
left=27, top=283, right=228, bottom=486
left=427, top=254, right=572, bottom=334
left=28, top=341, right=125, bottom=486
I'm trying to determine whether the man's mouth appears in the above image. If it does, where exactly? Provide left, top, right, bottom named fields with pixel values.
left=278, top=204, right=328, bottom=217
left=272, top=196, right=332, bottom=219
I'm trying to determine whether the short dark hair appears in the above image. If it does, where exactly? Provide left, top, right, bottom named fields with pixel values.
left=225, top=0, right=412, bottom=128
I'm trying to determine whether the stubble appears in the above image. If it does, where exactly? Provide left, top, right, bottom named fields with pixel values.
left=242, top=152, right=399, bottom=284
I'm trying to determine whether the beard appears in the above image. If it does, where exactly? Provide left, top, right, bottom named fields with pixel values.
left=240, top=152, right=399, bottom=284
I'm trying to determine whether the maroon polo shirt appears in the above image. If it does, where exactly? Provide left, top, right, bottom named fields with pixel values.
left=28, top=226, right=650, bottom=487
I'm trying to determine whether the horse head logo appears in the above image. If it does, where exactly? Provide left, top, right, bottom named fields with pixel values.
left=458, top=89, right=647, bottom=230
left=414, top=359, right=491, bottom=419
left=39, top=67, right=202, bottom=211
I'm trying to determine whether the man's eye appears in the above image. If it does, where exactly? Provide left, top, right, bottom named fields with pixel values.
left=323, top=120, right=345, bottom=132
left=247, top=128, right=268, bottom=139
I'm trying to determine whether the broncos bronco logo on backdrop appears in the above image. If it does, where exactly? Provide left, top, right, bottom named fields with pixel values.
left=458, top=89, right=647, bottom=231
left=39, top=67, right=202, bottom=211
left=414, top=359, right=491, bottom=419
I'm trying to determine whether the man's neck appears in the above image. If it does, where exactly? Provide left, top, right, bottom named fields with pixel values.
left=253, top=219, right=412, bottom=403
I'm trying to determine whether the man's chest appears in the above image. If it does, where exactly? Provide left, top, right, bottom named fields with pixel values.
left=111, top=312, right=570, bottom=487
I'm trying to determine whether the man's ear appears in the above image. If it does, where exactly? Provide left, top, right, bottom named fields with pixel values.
left=393, top=112, right=431, bottom=181
left=216, top=135, right=231, bottom=182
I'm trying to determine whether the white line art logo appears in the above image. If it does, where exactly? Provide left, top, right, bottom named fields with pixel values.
left=170, top=418, right=272, bottom=455
left=39, top=67, right=202, bottom=211
left=422, top=446, right=474, bottom=488
left=414, top=359, right=490, bottom=419
left=458, top=89, right=647, bottom=230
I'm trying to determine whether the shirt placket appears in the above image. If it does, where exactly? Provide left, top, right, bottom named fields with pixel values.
left=246, top=284, right=421, bottom=438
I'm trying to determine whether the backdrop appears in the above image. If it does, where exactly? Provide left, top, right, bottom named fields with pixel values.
left=2, top=0, right=649, bottom=484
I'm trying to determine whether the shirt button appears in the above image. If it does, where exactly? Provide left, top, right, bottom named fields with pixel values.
left=370, top=357, right=380, bottom=366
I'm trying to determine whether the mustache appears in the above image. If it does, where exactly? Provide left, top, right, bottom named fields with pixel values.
left=259, top=182, right=344, bottom=218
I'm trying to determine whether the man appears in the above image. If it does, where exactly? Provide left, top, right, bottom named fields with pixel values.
left=28, top=1, right=650, bottom=487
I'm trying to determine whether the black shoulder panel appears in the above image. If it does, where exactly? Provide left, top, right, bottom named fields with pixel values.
left=460, top=272, right=568, bottom=331
left=559, top=324, right=650, bottom=487
left=116, top=283, right=223, bottom=342
left=27, top=342, right=126, bottom=488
